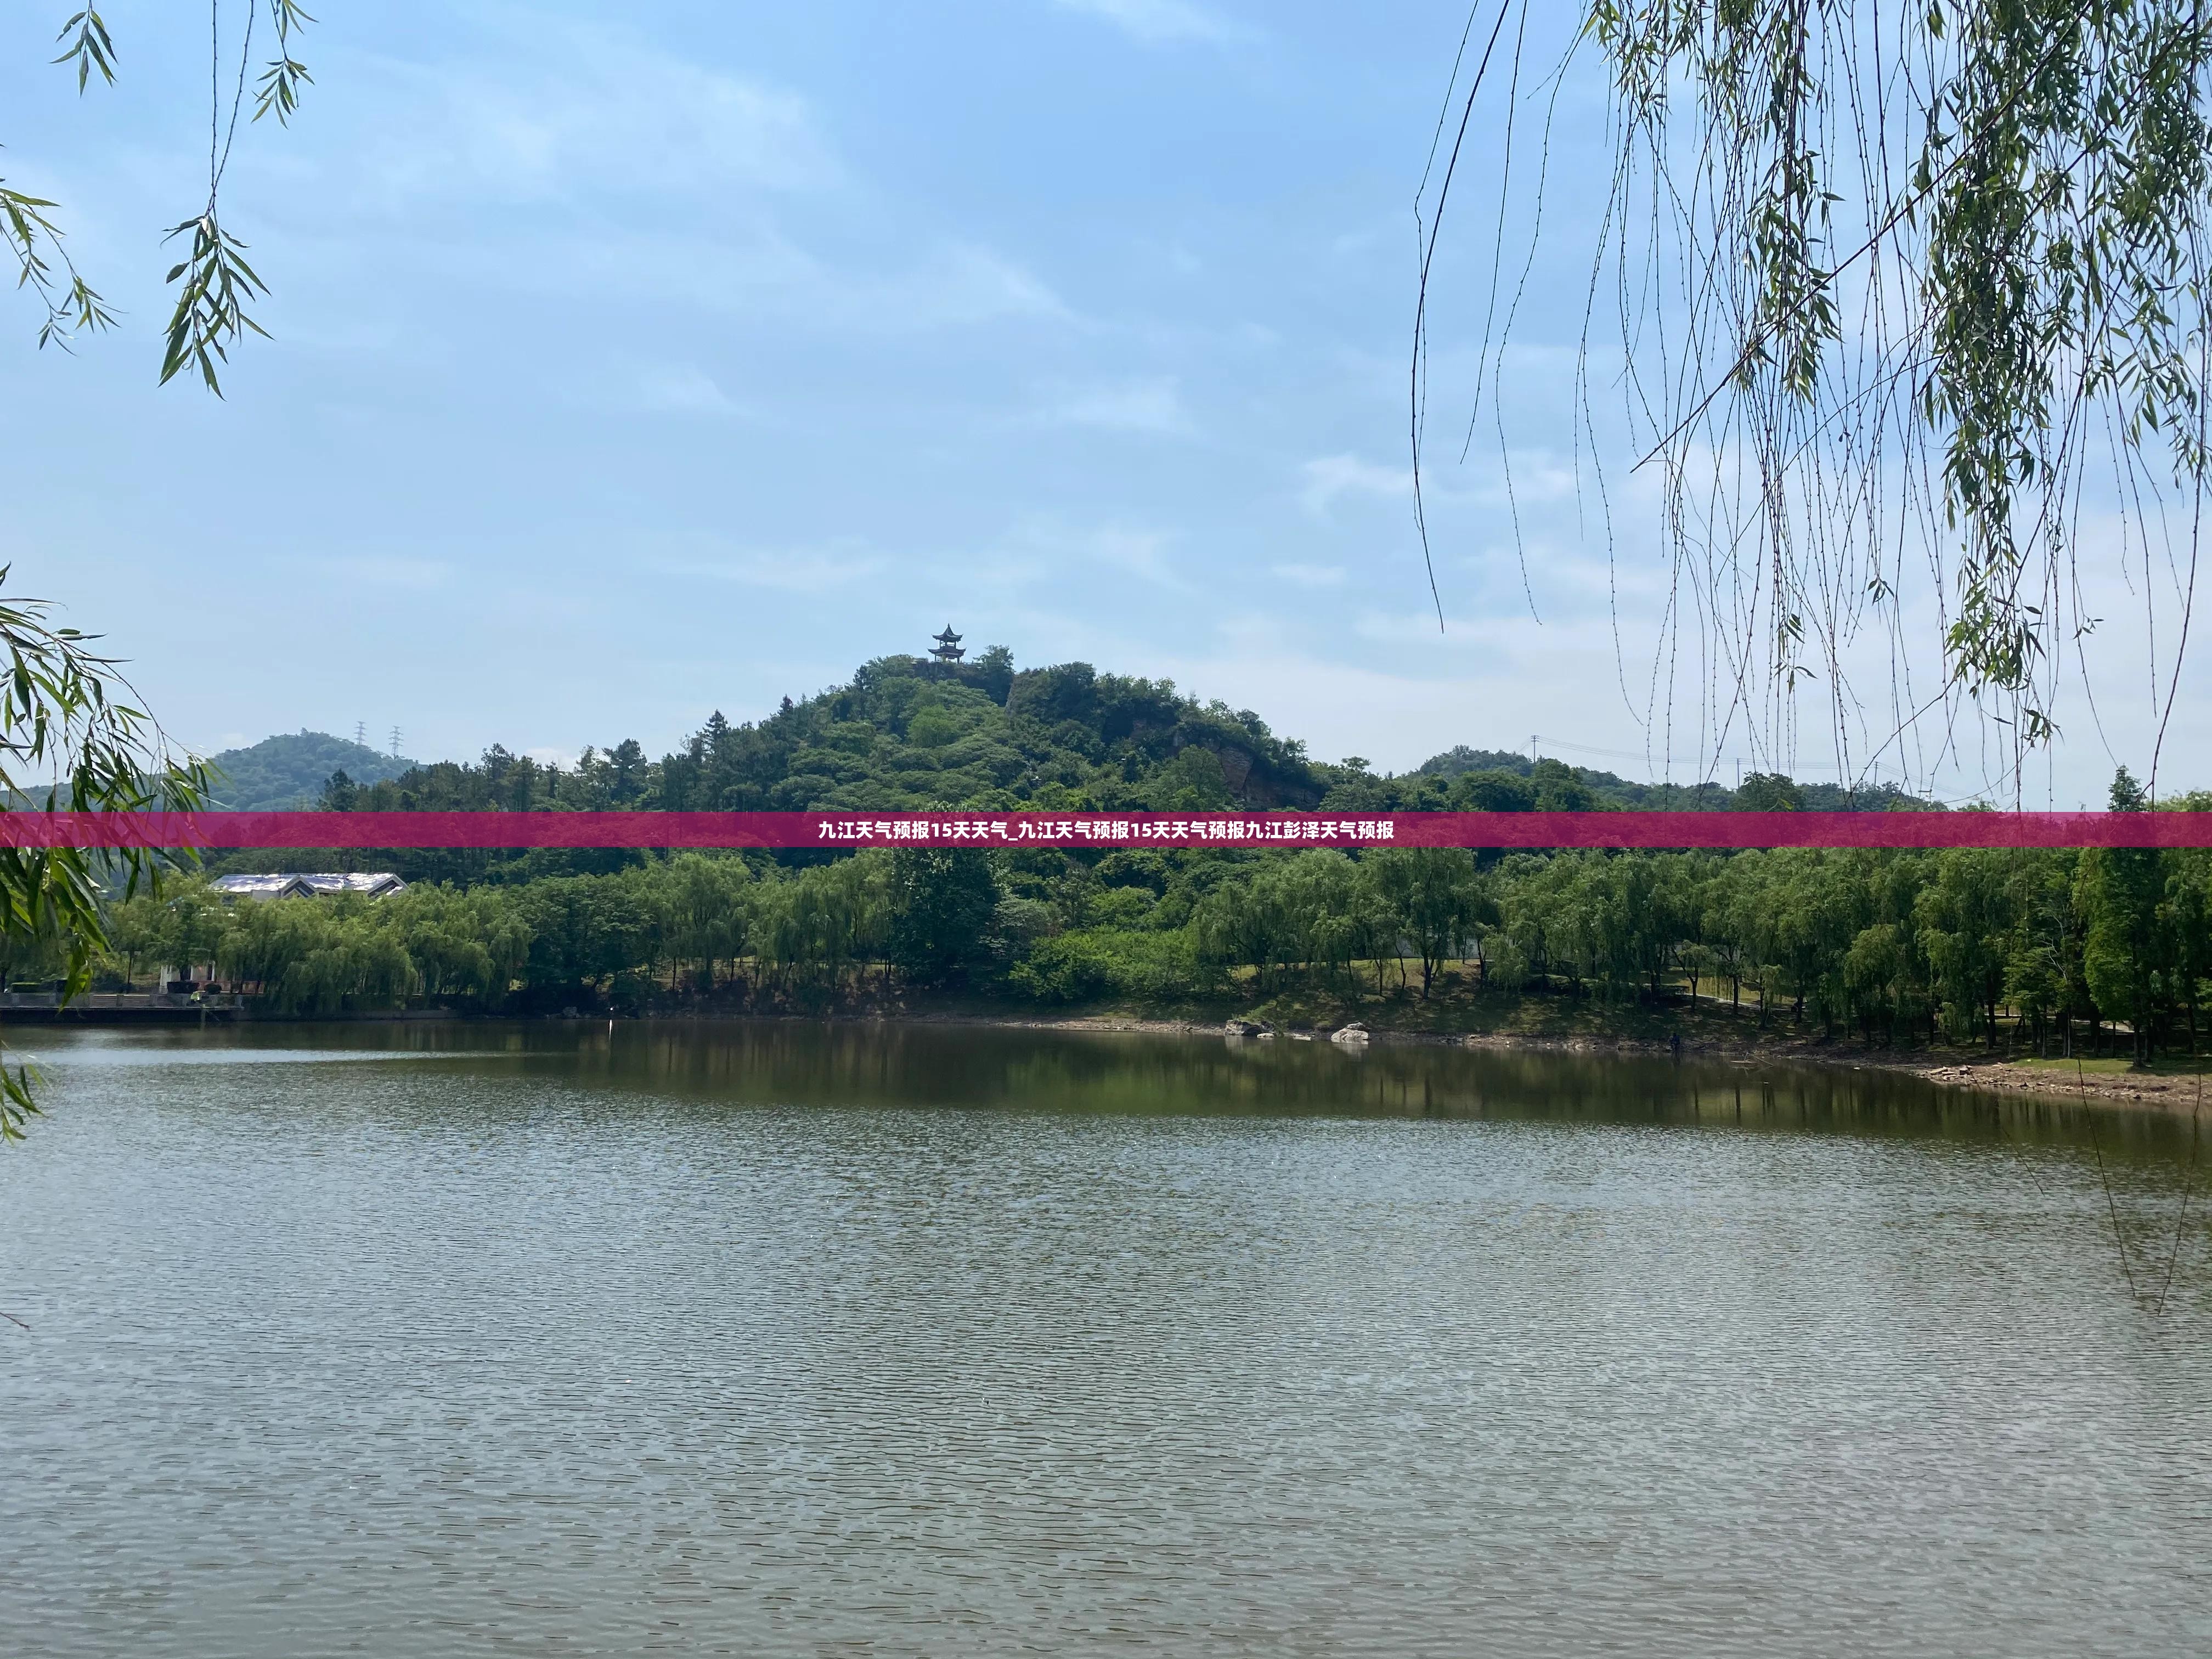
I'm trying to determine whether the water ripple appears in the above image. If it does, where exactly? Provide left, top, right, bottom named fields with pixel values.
left=4, top=1023, right=2208, bottom=1656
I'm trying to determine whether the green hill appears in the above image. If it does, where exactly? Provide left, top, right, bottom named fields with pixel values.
left=311, top=647, right=1926, bottom=831
left=208, top=731, right=420, bottom=810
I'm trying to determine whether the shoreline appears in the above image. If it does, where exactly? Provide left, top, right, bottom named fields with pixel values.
left=629, top=1005, right=2212, bottom=1118
left=25, top=997, right=2205, bottom=1118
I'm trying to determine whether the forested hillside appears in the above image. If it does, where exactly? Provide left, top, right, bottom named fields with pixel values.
left=316, top=652, right=1323, bottom=820
left=209, top=731, right=417, bottom=810
left=291, top=648, right=1920, bottom=831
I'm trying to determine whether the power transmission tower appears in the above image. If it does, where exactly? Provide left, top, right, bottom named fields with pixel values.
left=354, top=720, right=367, bottom=748
left=390, top=726, right=403, bottom=758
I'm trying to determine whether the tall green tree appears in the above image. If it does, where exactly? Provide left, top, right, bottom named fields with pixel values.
left=1367, top=848, right=1486, bottom=999
left=889, top=848, right=998, bottom=985
left=1736, top=775, right=1804, bottom=814
left=1918, top=850, right=2015, bottom=1045
left=2079, top=770, right=2171, bottom=1065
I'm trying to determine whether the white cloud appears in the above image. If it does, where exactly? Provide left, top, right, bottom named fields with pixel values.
left=626, top=365, right=743, bottom=415
left=326, top=555, right=454, bottom=590
left=1271, top=562, right=1346, bottom=588
left=1300, top=453, right=1411, bottom=515
left=1040, top=376, right=1194, bottom=435
left=360, top=30, right=837, bottom=208
left=650, top=541, right=884, bottom=594
left=1352, top=607, right=1621, bottom=654
left=999, top=520, right=1194, bottom=591
left=1461, top=449, right=1581, bottom=509
left=1052, top=0, right=1243, bottom=46
left=427, top=223, right=1068, bottom=337
left=1085, top=527, right=1190, bottom=589
left=881, top=242, right=1069, bottom=328
left=1329, top=216, right=1395, bottom=258
left=262, top=19, right=1077, bottom=359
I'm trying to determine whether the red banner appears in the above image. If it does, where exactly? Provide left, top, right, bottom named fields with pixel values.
left=3, top=810, right=2209, bottom=849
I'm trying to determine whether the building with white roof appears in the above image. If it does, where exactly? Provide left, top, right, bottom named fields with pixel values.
left=211, top=873, right=408, bottom=901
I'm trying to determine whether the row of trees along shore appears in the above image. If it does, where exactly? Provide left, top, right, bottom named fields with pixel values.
left=58, top=773, right=2207, bottom=1065
left=45, top=656, right=2201, bottom=1063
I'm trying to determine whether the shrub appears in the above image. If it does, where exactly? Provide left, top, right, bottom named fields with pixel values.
left=1009, top=926, right=1219, bottom=1005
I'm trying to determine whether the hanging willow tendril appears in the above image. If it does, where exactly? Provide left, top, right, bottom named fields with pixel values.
left=254, top=1, right=314, bottom=125
left=5, top=3, right=312, bottom=391
left=1421, top=1, right=2212, bottom=795
left=158, top=1, right=269, bottom=395
left=159, top=212, right=270, bottom=394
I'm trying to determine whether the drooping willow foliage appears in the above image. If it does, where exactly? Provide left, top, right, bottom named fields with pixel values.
left=1417, top=1, right=2212, bottom=798
left=0, top=571, right=208, bottom=1139
left=4, top=3, right=311, bottom=392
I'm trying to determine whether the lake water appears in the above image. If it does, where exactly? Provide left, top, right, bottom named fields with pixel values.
left=4, top=1020, right=2209, bottom=1657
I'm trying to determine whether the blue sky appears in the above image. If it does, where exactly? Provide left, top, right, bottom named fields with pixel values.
left=2, top=1, right=2202, bottom=804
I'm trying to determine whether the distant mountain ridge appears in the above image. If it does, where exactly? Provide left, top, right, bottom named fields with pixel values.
left=208, top=731, right=419, bottom=811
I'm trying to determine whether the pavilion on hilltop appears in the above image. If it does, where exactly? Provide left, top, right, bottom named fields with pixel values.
left=929, top=625, right=965, bottom=664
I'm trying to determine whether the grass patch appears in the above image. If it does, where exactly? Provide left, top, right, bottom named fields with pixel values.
left=2006, top=1055, right=2210, bottom=1077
